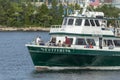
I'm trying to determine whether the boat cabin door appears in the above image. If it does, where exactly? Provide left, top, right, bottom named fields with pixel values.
left=99, top=37, right=102, bottom=49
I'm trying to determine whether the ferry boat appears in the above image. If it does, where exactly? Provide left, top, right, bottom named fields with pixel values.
left=26, top=0, right=120, bottom=70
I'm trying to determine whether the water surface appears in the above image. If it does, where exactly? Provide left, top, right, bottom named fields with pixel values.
left=0, top=31, right=120, bottom=80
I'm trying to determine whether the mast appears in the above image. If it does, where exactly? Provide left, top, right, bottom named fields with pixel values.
left=82, top=0, right=89, bottom=15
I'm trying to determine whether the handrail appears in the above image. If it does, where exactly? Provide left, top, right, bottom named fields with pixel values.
left=51, top=25, right=61, bottom=28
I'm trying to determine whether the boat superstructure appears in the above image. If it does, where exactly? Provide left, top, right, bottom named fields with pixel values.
left=26, top=0, right=120, bottom=71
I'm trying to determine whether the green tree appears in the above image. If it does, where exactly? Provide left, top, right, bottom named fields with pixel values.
left=21, top=2, right=34, bottom=26
left=36, top=4, right=51, bottom=27
left=8, top=2, right=23, bottom=27
left=95, top=4, right=120, bottom=18
left=57, top=3, right=64, bottom=24
left=50, top=0, right=58, bottom=25
left=0, top=0, right=11, bottom=26
left=75, top=3, right=81, bottom=10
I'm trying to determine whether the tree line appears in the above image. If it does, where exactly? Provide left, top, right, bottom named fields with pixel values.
left=0, top=0, right=120, bottom=28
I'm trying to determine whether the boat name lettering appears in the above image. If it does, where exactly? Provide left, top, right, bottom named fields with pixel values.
left=41, top=48, right=71, bottom=53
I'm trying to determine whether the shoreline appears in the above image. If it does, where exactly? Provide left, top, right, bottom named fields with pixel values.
left=0, top=27, right=50, bottom=32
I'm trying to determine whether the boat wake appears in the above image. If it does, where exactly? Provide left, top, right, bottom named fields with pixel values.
left=35, top=66, right=120, bottom=71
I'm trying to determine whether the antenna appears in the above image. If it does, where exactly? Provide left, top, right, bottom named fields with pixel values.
left=82, top=0, right=89, bottom=15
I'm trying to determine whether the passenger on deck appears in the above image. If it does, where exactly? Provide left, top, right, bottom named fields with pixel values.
left=85, top=43, right=89, bottom=48
left=49, top=37, right=56, bottom=46
left=35, top=36, right=44, bottom=45
left=84, top=42, right=93, bottom=48
left=64, top=36, right=71, bottom=47
left=36, top=36, right=41, bottom=45
left=108, top=44, right=114, bottom=49
left=101, top=21, right=106, bottom=28
left=89, top=42, right=93, bottom=48
left=57, top=40, right=62, bottom=47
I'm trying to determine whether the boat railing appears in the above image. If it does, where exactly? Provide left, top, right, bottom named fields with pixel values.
left=50, top=25, right=62, bottom=32
left=51, top=25, right=62, bottom=28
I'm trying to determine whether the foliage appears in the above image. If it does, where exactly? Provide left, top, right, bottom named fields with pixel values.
left=95, top=4, right=120, bottom=26
left=36, top=4, right=52, bottom=27
left=50, top=0, right=59, bottom=25
left=0, top=0, right=119, bottom=28
left=95, top=4, right=120, bottom=18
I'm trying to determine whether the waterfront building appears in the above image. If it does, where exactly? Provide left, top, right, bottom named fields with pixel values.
left=103, top=0, right=112, bottom=3
left=100, top=0, right=120, bottom=8
left=112, top=0, right=120, bottom=8
left=31, top=0, right=120, bottom=8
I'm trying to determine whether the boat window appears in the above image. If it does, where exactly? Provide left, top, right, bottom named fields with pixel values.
left=103, top=40, right=113, bottom=46
left=85, top=19, right=90, bottom=26
left=76, top=38, right=86, bottom=45
left=114, top=40, right=120, bottom=47
left=69, top=38, right=73, bottom=44
left=63, top=18, right=67, bottom=25
left=103, top=40, right=107, bottom=47
left=50, top=37, right=56, bottom=43
left=99, top=37, right=102, bottom=49
left=95, top=20, right=100, bottom=26
left=86, top=39, right=96, bottom=46
left=68, top=19, right=74, bottom=25
left=75, top=19, right=82, bottom=26
left=90, top=20, right=95, bottom=26
left=108, top=40, right=113, bottom=46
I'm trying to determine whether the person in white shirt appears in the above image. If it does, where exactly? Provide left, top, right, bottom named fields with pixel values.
left=35, top=36, right=45, bottom=45
left=36, top=36, right=41, bottom=45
